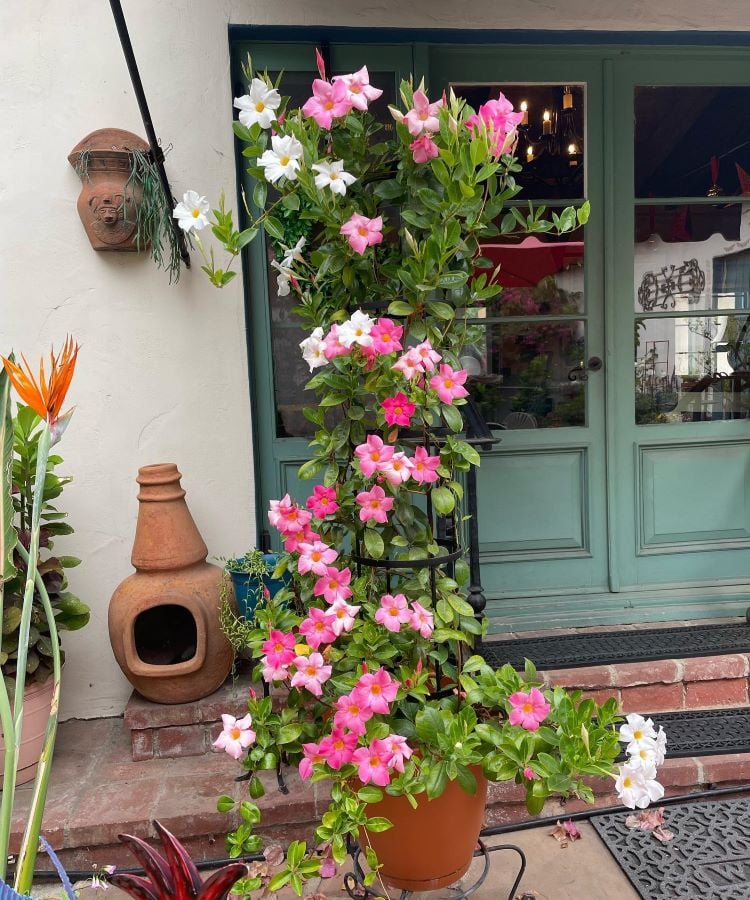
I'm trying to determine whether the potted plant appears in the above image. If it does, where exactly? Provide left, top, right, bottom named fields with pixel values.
left=182, top=57, right=668, bottom=894
left=223, top=549, right=289, bottom=620
left=0, top=404, right=90, bottom=787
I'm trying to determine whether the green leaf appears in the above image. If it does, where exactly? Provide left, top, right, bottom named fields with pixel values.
left=357, top=786, right=384, bottom=804
left=426, top=301, right=455, bottom=321
left=442, top=404, right=464, bottom=433
left=437, top=272, right=468, bottom=288
left=216, top=795, right=235, bottom=813
left=287, top=840, right=305, bottom=868
left=387, top=301, right=415, bottom=317
left=297, top=457, right=324, bottom=480
left=276, top=723, right=303, bottom=745
left=268, top=872, right=291, bottom=892
left=2, top=606, right=21, bottom=635
left=365, top=817, right=393, bottom=833
left=415, top=706, right=444, bottom=744
left=0, top=366, right=16, bottom=585
left=577, top=200, right=591, bottom=225
left=363, top=528, right=384, bottom=560
left=431, top=486, right=455, bottom=515
left=263, top=216, right=285, bottom=241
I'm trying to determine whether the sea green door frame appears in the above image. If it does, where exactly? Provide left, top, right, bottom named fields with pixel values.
left=232, top=37, right=750, bottom=630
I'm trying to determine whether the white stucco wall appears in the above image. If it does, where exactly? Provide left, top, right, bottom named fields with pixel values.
left=2, top=0, right=750, bottom=720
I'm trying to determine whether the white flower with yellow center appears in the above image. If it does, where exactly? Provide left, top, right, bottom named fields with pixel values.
left=172, top=190, right=210, bottom=233
left=619, top=713, right=658, bottom=753
left=300, top=327, right=328, bottom=371
left=258, top=134, right=304, bottom=184
left=338, top=310, right=374, bottom=348
left=234, top=78, right=281, bottom=129
left=312, top=160, right=357, bottom=197
left=615, top=761, right=664, bottom=809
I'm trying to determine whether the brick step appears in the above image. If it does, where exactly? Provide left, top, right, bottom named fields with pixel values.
left=19, top=714, right=750, bottom=873
left=541, top=653, right=750, bottom=712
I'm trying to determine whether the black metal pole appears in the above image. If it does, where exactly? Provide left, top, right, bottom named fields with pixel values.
left=108, top=0, right=191, bottom=268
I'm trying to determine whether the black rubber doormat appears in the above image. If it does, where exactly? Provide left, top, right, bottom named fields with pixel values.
left=482, top=621, right=750, bottom=670
left=591, top=795, right=750, bottom=899
left=648, top=707, right=750, bottom=758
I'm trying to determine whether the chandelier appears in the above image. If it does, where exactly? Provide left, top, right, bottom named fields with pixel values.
left=516, top=86, right=583, bottom=167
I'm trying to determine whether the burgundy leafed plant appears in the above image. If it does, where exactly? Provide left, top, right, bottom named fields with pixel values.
left=110, top=821, right=248, bottom=900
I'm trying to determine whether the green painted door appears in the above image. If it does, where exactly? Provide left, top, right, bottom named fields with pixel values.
left=427, top=48, right=611, bottom=628
left=609, top=54, right=750, bottom=612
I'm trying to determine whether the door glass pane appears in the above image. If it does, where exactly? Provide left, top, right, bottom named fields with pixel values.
left=479, top=227, right=585, bottom=316
left=635, top=314, right=750, bottom=423
left=635, top=86, right=750, bottom=198
left=470, top=320, right=587, bottom=429
left=634, top=203, right=750, bottom=312
left=452, top=83, right=585, bottom=200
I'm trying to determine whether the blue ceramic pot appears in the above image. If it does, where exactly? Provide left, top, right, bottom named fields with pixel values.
left=228, top=553, right=290, bottom=619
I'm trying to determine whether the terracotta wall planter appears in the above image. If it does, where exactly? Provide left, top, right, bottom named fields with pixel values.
left=68, top=128, right=149, bottom=252
left=0, top=676, right=54, bottom=787
left=362, top=768, right=488, bottom=891
left=109, top=464, right=234, bottom=704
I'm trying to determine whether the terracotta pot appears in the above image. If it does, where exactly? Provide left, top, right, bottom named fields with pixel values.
left=68, top=128, right=149, bottom=252
left=0, top=676, right=54, bottom=787
left=362, top=768, right=488, bottom=891
left=108, top=464, right=234, bottom=704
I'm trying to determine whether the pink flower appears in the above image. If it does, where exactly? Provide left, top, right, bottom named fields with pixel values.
left=356, top=485, right=394, bottom=524
left=523, top=766, right=537, bottom=781
left=382, top=393, right=416, bottom=427
left=319, top=858, right=337, bottom=879
left=409, top=601, right=434, bottom=638
left=352, top=741, right=392, bottom=786
left=306, top=485, right=339, bottom=518
left=333, top=692, right=373, bottom=735
left=430, top=364, right=469, bottom=404
left=291, top=652, right=332, bottom=697
left=341, top=213, right=383, bottom=255
left=313, top=566, right=353, bottom=604
left=380, top=451, right=413, bottom=486
left=323, top=324, right=350, bottom=360
left=392, top=349, right=423, bottom=381
left=261, top=630, right=296, bottom=668
left=414, top=340, right=442, bottom=373
left=333, top=66, right=383, bottom=111
left=355, top=435, right=395, bottom=478
left=284, top=524, right=320, bottom=553
left=261, top=660, right=290, bottom=683
left=370, top=318, right=403, bottom=355
left=212, top=713, right=256, bottom=760
left=319, top=728, right=358, bottom=770
left=410, top=133, right=439, bottom=163
left=374, top=734, right=413, bottom=772
left=268, top=494, right=312, bottom=535
left=404, top=89, right=443, bottom=136
left=352, top=668, right=399, bottom=714
left=508, top=687, right=551, bottom=732
left=465, top=95, right=524, bottom=157
left=302, top=78, right=352, bottom=128
left=327, top=599, right=360, bottom=636
left=374, top=593, right=412, bottom=633
left=297, top=540, right=339, bottom=576
left=299, top=741, right=325, bottom=780
left=298, top=607, right=338, bottom=649
left=410, top=446, right=441, bottom=484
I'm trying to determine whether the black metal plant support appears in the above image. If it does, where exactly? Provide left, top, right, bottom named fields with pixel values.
left=108, top=0, right=190, bottom=270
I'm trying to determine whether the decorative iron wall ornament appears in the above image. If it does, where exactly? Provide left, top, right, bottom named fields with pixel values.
left=638, top=258, right=706, bottom=310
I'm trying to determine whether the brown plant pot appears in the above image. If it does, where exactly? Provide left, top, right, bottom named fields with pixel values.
left=361, top=768, right=488, bottom=891
left=0, top=676, right=55, bottom=787
left=68, top=128, right=149, bottom=252
left=108, top=464, right=234, bottom=704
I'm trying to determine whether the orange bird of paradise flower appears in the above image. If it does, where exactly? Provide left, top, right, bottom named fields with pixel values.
left=2, top=337, right=79, bottom=436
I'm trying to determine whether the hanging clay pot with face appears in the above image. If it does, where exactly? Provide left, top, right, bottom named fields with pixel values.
left=109, top=464, right=234, bottom=704
left=68, top=128, right=149, bottom=251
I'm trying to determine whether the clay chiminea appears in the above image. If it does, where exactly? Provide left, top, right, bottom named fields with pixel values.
left=68, top=128, right=149, bottom=251
left=109, top=464, right=234, bottom=704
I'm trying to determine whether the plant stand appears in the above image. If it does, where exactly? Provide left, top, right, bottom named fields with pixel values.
left=343, top=834, right=527, bottom=900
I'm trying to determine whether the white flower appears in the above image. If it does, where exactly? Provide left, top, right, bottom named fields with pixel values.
left=234, top=78, right=281, bottom=129
left=619, top=713, right=658, bottom=752
left=312, top=160, right=357, bottom=197
left=338, top=310, right=374, bottom=348
left=173, top=190, right=210, bottom=233
left=615, top=761, right=665, bottom=810
left=280, top=236, right=306, bottom=268
left=653, top=725, right=667, bottom=766
left=212, top=713, right=256, bottom=760
left=258, top=134, right=304, bottom=184
left=271, top=260, right=292, bottom=296
left=300, top=327, right=328, bottom=371
left=627, top=742, right=657, bottom=770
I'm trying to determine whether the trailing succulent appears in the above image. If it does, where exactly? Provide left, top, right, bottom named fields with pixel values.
left=3, top=404, right=89, bottom=690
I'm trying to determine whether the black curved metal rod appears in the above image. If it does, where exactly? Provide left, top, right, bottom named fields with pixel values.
left=108, top=0, right=190, bottom=268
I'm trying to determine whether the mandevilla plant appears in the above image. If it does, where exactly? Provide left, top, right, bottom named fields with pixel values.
left=180, top=54, right=667, bottom=893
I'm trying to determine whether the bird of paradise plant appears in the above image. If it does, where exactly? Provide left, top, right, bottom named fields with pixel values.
left=0, top=337, right=79, bottom=894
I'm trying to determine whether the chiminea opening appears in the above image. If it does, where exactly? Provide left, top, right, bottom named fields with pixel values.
left=133, top=604, right=197, bottom=666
